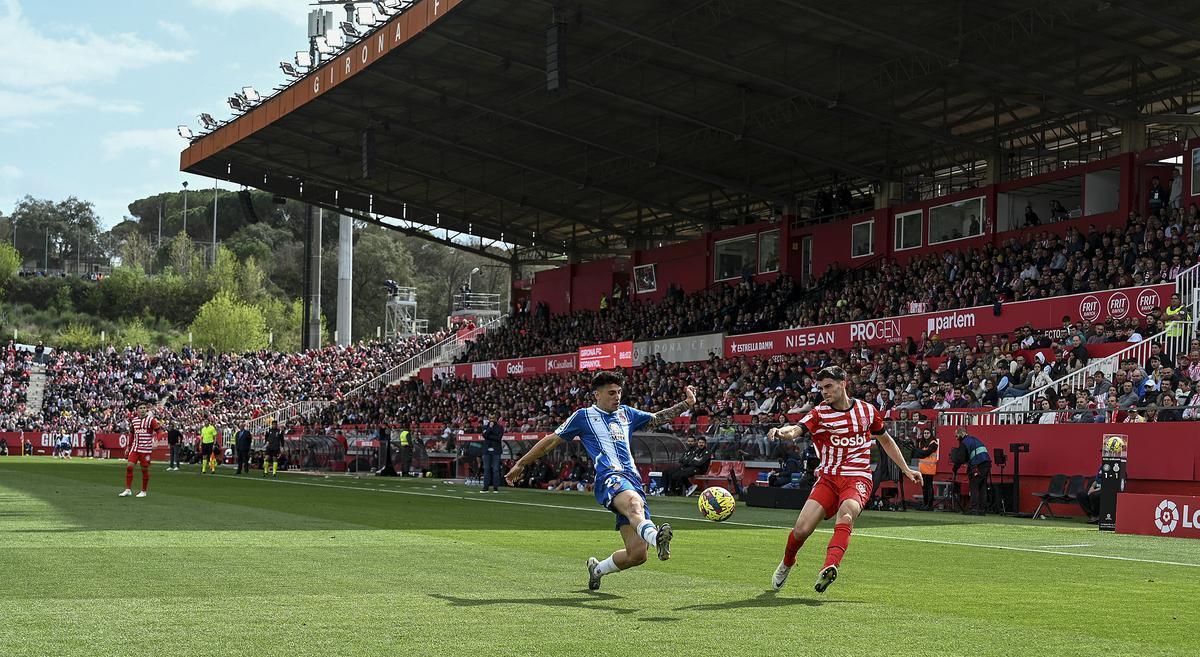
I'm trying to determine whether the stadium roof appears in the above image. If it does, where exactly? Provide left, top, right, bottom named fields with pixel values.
left=180, top=0, right=1200, bottom=264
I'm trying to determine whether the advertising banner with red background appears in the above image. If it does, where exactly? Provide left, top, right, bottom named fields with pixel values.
left=419, top=353, right=578, bottom=383
left=0, top=431, right=173, bottom=461
left=1116, top=494, right=1200, bottom=540
left=725, top=283, right=1172, bottom=358
left=578, top=341, right=634, bottom=370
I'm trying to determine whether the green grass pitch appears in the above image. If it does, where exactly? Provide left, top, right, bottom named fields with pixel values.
left=0, top=457, right=1195, bottom=656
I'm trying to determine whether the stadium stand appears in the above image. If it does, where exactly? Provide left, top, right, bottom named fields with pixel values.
left=1, top=332, right=447, bottom=434
left=459, top=209, right=1200, bottom=364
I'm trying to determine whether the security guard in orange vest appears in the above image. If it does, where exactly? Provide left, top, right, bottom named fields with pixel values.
left=911, top=427, right=939, bottom=510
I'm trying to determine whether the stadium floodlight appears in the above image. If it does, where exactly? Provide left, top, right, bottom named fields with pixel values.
left=340, top=21, right=361, bottom=39
left=372, top=1, right=394, bottom=16
left=295, top=51, right=313, bottom=69
left=227, top=96, right=245, bottom=111
left=356, top=7, right=379, bottom=25
left=177, top=125, right=194, bottom=140
left=242, top=87, right=261, bottom=103
left=316, top=34, right=338, bottom=53
left=280, top=61, right=301, bottom=77
left=198, top=113, right=219, bottom=129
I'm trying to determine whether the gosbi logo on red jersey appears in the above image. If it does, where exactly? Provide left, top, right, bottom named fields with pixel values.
left=828, top=434, right=868, bottom=447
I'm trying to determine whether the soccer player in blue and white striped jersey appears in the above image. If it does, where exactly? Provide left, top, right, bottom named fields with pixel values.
left=506, top=370, right=695, bottom=590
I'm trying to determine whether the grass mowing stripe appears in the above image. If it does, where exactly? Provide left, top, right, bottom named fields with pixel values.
left=211, top=473, right=1200, bottom=569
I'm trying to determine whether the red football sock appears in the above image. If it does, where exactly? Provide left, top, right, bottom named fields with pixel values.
left=783, top=530, right=807, bottom=567
left=125, top=465, right=134, bottom=488
left=141, top=464, right=150, bottom=491
left=823, top=523, right=853, bottom=569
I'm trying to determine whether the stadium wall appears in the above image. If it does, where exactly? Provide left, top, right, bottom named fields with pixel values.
left=933, top=423, right=1200, bottom=515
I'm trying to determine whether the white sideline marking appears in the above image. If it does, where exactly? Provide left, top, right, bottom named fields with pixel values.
left=212, top=474, right=1200, bottom=569
left=1037, top=544, right=1093, bottom=549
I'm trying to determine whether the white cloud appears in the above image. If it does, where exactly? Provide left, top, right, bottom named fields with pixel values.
left=100, top=128, right=185, bottom=162
left=192, top=0, right=308, bottom=24
left=0, top=1, right=191, bottom=89
left=0, top=87, right=141, bottom=121
left=156, top=20, right=190, bottom=41
left=0, top=165, right=21, bottom=179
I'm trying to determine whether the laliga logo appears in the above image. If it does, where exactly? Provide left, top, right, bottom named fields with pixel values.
left=1137, top=289, right=1160, bottom=317
left=1107, top=292, right=1130, bottom=320
left=1155, top=500, right=1179, bottom=533
left=1079, top=295, right=1101, bottom=323
left=1153, top=499, right=1200, bottom=533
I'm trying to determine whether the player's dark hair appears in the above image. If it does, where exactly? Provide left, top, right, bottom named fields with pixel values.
left=814, top=366, right=847, bottom=382
left=591, top=370, right=625, bottom=390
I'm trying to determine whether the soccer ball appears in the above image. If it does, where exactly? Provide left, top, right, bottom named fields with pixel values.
left=1104, top=435, right=1126, bottom=454
left=698, top=486, right=736, bottom=522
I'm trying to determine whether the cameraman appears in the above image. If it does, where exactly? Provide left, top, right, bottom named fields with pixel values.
left=910, top=428, right=939, bottom=510
left=954, top=428, right=991, bottom=515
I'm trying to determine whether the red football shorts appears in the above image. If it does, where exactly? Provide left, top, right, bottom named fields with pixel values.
left=808, top=474, right=871, bottom=519
left=126, top=451, right=151, bottom=467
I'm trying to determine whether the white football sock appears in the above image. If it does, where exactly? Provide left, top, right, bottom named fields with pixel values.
left=595, top=556, right=620, bottom=576
left=636, top=519, right=658, bottom=547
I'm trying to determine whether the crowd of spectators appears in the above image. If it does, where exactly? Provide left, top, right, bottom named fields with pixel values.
left=457, top=274, right=801, bottom=363
left=459, top=209, right=1200, bottom=364
left=0, top=332, right=448, bottom=435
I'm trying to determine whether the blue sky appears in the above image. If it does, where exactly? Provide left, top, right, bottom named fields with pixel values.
left=0, top=0, right=323, bottom=228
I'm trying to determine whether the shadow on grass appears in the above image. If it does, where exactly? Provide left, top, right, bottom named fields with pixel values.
left=430, top=591, right=637, bottom=615
left=674, top=591, right=864, bottom=611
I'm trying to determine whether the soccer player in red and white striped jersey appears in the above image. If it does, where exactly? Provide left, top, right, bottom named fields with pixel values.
left=767, top=366, right=921, bottom=593
left=119, top=401, right=161, bottom=498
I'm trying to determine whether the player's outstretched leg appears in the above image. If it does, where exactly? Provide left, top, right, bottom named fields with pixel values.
left=773, top=499, right=824, bottom=591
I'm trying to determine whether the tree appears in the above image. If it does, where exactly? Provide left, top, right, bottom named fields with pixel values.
left=8, top=195, right=102, bottom=271
left=115, top=318, right=153, bottom=349
left=189, top=291, right=268, bottom=353
left=168, top=232, right=198, bottom=280
left=206, top=245, right=239, bottom=296
left=96, top=266, right=147, bottom=320
left=55, top=323, right=101, bottom=351
left=119, top=232, right=154, bottom=272
left=0, top=243, right=20, bottom=293
left=238, top=255, right=266, bottom=304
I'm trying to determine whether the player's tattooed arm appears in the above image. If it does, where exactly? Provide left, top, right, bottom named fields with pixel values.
left=648, top=385, right=698, bottom=428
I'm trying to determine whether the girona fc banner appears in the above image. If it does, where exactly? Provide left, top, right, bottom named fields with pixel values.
left=419, top=352, right=578, bottom=382
left=1116, top=494, right=1200, bottom=540
left=724, top=283, right=1173, bottom=358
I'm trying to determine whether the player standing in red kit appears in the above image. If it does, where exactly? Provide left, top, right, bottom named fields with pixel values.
left=119, top=401, right=160, bottom=498
left=767, top=366, right=921, bottom=593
